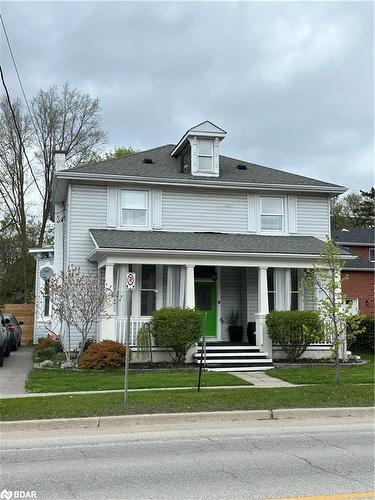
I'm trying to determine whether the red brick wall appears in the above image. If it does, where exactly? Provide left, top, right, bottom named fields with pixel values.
left=342, top=271, right=375, bottom=317
left=346, top=245, right=373, bottom=260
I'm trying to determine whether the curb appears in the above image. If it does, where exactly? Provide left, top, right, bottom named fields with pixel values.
left=0, top=407, right=373, bottom=432
left=272, top=406, right=375, bottom=420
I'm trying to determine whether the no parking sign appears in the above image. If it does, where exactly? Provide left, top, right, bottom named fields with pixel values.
left=126, top=272, right=136, bottom=289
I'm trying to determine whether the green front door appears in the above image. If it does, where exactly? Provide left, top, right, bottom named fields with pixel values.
left=195, top=281, right=217, bottom=337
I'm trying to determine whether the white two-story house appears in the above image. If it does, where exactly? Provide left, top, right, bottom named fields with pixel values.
left=31, top=121, right=353, bottom=369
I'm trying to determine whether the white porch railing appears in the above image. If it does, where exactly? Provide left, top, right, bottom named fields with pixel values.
left=115, top=317, right=153, bottom=346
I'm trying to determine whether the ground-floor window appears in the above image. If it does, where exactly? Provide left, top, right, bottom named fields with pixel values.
left=267, top=268, right=275, bottom=311
left=141, top=264, right=156, bottom=316
left=268, top=268, right=300, bottom=311
left=290, top=269, right=299, bottom=310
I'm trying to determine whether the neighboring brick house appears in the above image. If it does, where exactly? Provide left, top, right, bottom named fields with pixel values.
left=333, top=228, right=375, bottom=317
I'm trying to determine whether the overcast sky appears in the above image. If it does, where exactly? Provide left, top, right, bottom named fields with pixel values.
left=1, top=1, right=373, bottom=191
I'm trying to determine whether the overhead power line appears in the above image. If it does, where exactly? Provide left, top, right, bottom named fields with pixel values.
left=0, top=13, right=39, bottom=135
left=0, top=64, right=44, bottom=199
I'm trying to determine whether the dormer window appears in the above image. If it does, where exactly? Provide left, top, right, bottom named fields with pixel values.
left=171, top=121, right=226, bottom=178
left=198, top=139, right=214, bottom=172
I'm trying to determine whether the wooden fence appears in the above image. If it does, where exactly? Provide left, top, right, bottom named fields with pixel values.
left=1, top=304, right=34, bottom=344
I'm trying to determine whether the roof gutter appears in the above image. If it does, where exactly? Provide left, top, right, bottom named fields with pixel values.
left=86, top=246, right=355, bottom=261
left=55, top=171, right=346, bottom=195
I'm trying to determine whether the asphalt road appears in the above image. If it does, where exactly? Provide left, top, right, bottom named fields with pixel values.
left=1, top=417, right=374, bottom=500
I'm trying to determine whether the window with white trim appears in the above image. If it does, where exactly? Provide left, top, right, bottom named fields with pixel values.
left=369, top=248, right=374, bottom=262
left=197, top=139, right=214, bottom=172
left=121, top=190, right=148, bottom=227
left=260, top=197, right=284, bottom=231
left=267, top=268, right=275, bottom=311
left=291, top=269, right=299, bottom=310
left=141, top=265, right=156, bottom=316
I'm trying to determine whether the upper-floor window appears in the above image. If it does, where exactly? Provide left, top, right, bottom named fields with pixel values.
left=121, top=190, right=148, bottom=227
left=369, top=248, right=374, bottom=262
left=260, top=197, right=284, bottom=231
left=197, top=139, right=213, bottom=172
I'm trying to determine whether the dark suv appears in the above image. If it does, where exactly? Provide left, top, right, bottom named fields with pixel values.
left=3, top=313, right=23, bottom=351
left=0, top=311, right=11, bottom=366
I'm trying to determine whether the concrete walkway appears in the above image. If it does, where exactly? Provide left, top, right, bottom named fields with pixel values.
left=0, top=346, right=33, bottom=396
left=229, top=370, right=297, bottom=387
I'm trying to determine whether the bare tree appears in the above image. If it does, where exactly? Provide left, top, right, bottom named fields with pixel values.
left=48, top=266, right=115, bottom=363
left=0, top=96, right=34, bottom=300
left=32, top=83, right=107, bottom=245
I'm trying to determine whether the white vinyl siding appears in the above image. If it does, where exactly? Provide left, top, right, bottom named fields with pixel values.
left=220, top=267, right=246, bottom=341
left=68, top=184, right=107, bottom=273
left=297, top=195, right=330, bottom=240
left=162, top=188, right=248, bottom=233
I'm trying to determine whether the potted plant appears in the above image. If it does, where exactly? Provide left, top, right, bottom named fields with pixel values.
left=225, top=309, right=243, bottom=343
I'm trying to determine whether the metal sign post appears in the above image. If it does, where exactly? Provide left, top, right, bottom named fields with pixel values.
left=197, top=312, right=207, bottom=392
left=124, top=272, right=135, bottom=405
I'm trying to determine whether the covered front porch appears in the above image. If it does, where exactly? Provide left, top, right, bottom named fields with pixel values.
left=88, top=229, right=334, bottom=363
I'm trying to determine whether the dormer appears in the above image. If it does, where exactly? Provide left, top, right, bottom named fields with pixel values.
left=171, top=121, right=226, bottom=177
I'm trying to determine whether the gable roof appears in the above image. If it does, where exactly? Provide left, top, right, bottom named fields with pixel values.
left=89, top=229, right=353, bottom=258
left=60, top=144, right=345, bottom=193
left=333, top=228, right=374, bottom=246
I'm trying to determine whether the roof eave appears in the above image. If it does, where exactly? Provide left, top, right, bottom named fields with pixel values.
left=55, top=171, right=346, bottom=195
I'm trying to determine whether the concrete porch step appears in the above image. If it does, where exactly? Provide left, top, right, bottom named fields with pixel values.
left=195, top=342, right=273, bottom=371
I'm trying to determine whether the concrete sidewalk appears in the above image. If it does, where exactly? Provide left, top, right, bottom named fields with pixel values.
left=230, top=370, right=297, bottom=387
left=0, top=346, right=33, bottom=396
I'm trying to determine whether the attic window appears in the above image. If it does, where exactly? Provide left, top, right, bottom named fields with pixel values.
left=143, top=158, right=153, bottom=164
left=197, top=139, right=213, bottom=172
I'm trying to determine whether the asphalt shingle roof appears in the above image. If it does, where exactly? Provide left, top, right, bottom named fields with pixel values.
left=90, top=229, right=352, bottom=257
left=333, top=228, right=374, bottom=245
left=66, top=145, right=343, bottom=189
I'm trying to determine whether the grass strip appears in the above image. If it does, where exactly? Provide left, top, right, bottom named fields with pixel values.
left=25, top=369, right=249, bottom=393
left=1, top=385, right=373, bottom=421
left=268, top=354, right=374, bottom=385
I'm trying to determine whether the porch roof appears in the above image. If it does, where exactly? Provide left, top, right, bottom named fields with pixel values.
left=89, top=229, right=353, bottom=258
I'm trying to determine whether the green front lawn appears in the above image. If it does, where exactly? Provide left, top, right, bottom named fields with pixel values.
left=1, top=385, right=373, bottom=421
left=25, top=369, right=249, bottom=393
left=269, top=354, right=374, bottom=385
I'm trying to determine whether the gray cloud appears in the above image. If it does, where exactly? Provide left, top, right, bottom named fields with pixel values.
left=2, top=1, right=373, bottom=191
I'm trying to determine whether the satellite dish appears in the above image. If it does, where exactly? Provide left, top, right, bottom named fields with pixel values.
left=40, top=267, right=54, bottom=281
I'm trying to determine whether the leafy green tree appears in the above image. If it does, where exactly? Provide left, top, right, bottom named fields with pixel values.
left=303, top=239, right=365, bottom=384
left=331, top=188, right=374, bottom=230
left=90, top=146, right=137, bottom=162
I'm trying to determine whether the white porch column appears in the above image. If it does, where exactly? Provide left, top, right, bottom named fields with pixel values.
left=185, top=265, right=195, bottom=309
left=101, top=264, right=116, bottom=341
left=255, top=266, right=272, bottom=356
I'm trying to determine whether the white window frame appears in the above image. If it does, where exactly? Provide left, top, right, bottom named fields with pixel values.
left=259, top=196, right=286, bottom=234
left=197, top=139, right=214, bottom=173
left=345, top=298, right=358, bottom=315
left=369, top=248, right=374, bottom=262
left=119, top=188, right=150, bottom=230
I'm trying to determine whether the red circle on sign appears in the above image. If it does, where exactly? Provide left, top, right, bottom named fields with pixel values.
left=127, top=274, right=134, bottom=286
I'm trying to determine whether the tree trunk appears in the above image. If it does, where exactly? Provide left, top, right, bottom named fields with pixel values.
left=335, top=350, right=340, bottom=385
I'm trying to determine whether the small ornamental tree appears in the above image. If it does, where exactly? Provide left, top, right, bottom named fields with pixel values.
left=49, top=266, right=115, bottom=363
left=266, top=310, right=324, bottom=362
left=151, top=308, right=203, bottom=365
left=303, top=239, right=365, bottom=384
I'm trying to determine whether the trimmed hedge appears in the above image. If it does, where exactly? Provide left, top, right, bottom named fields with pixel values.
left=349, top=316, right=374, bottom=354
left=266, top=310, right=324, bottom=362
left=151, top=308, right=203, bottom=365
left=79, top=340, right=129, bottom=369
